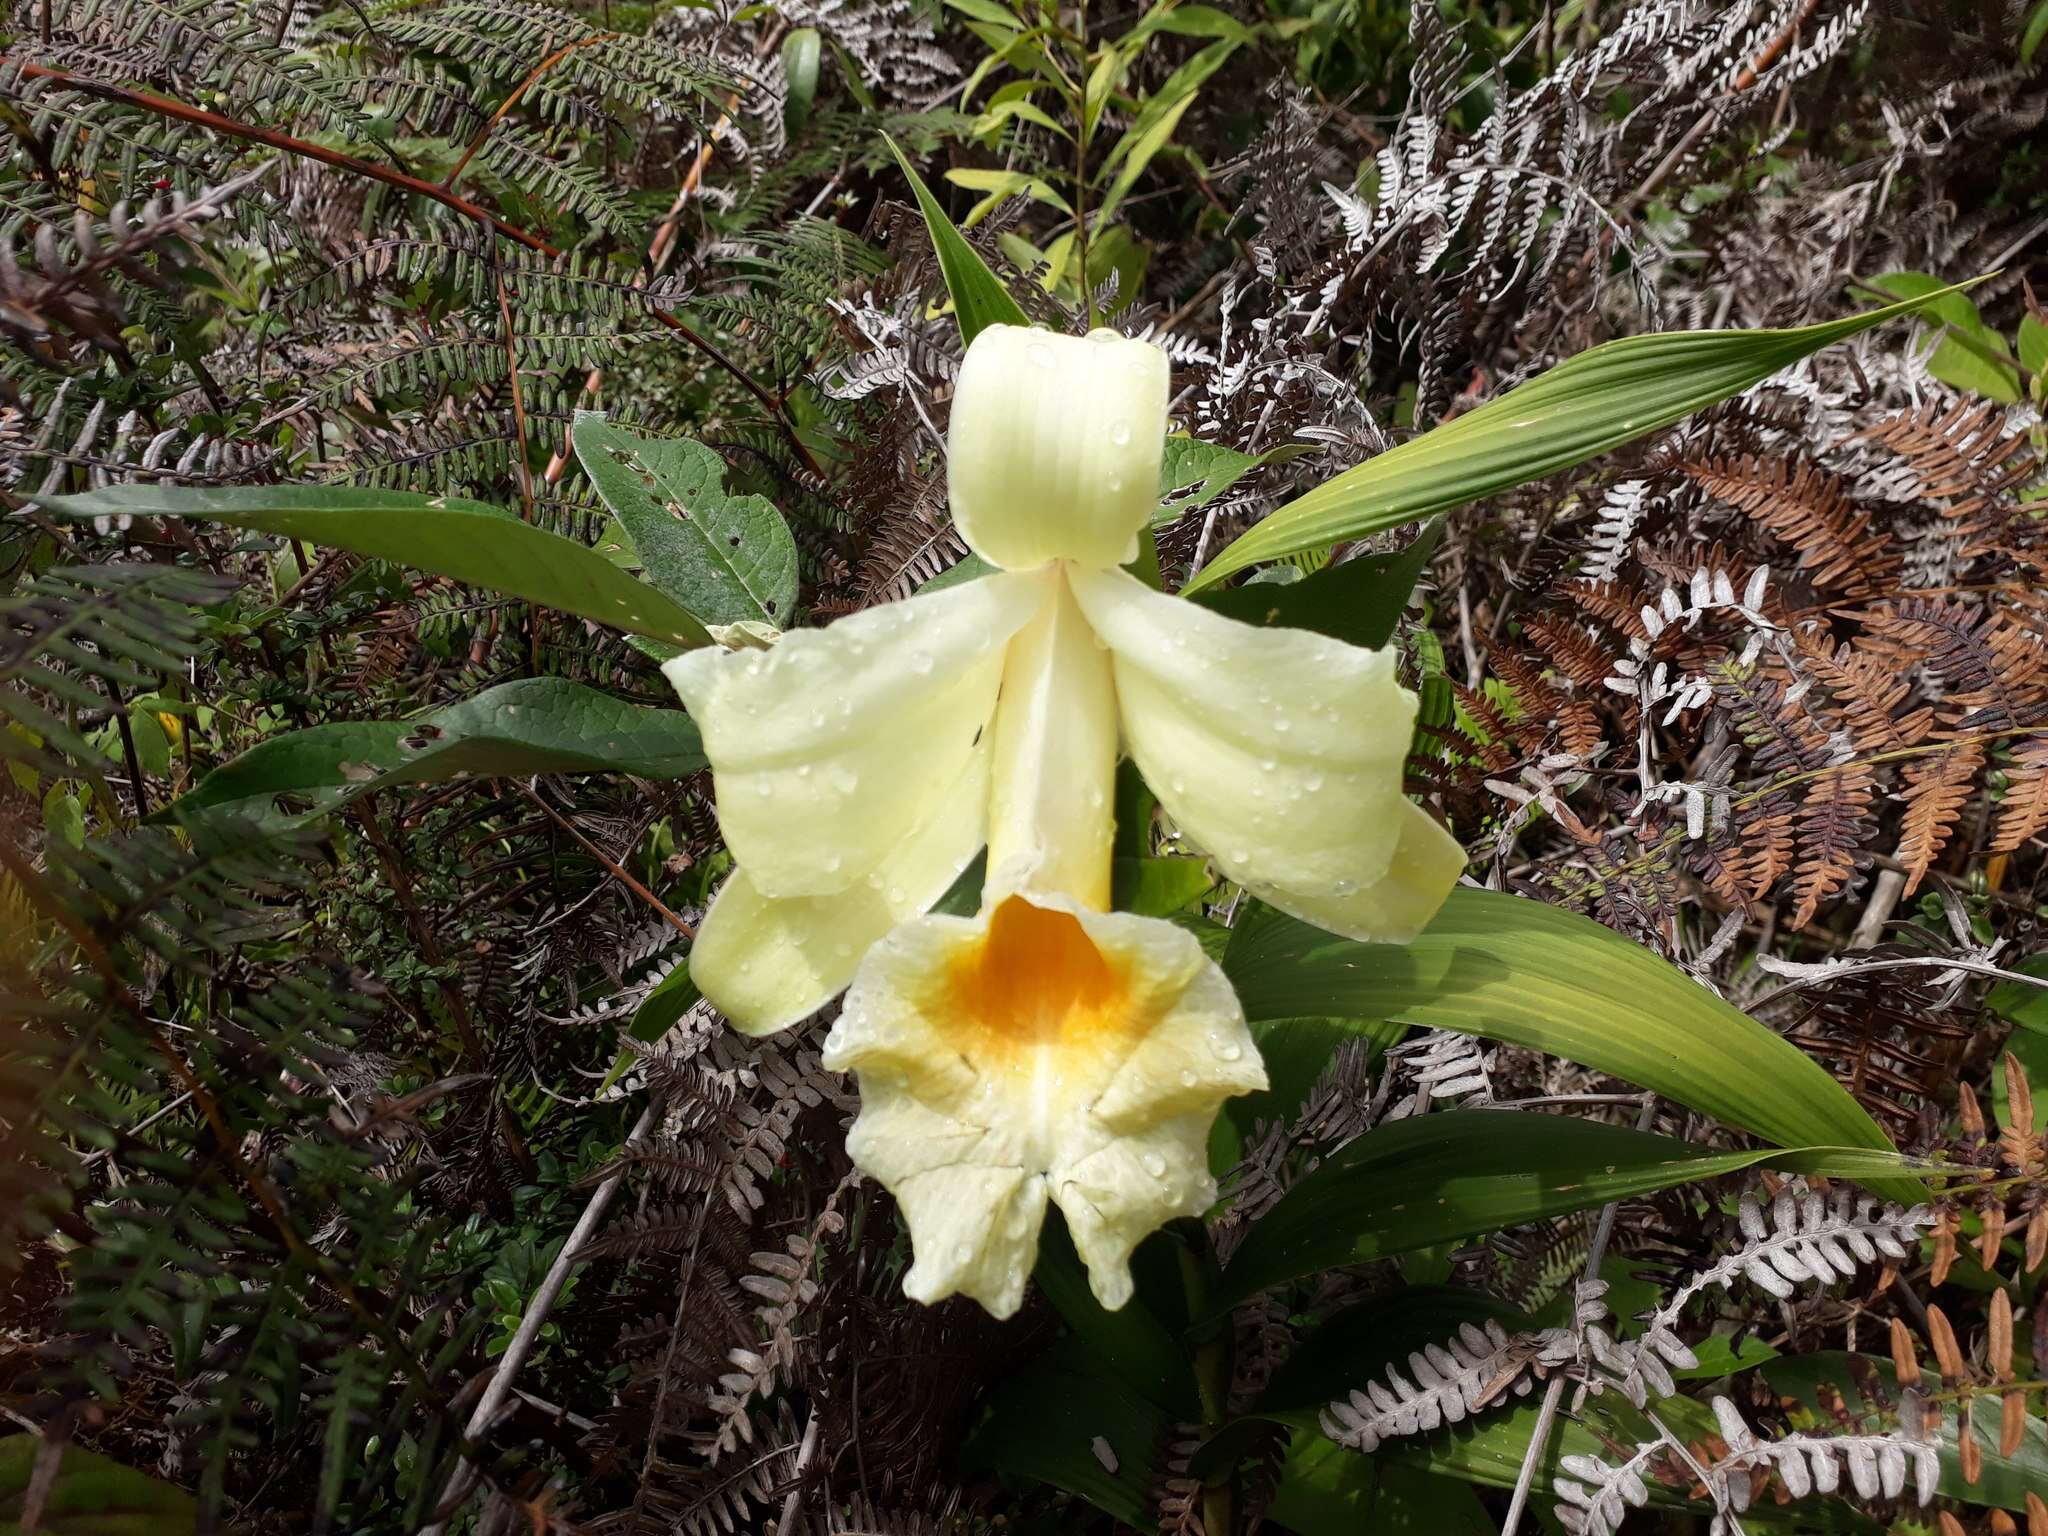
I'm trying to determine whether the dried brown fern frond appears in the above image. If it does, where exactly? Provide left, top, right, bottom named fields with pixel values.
left=1857, top=400, right=2043, bottom=563
left=1684, top=454, right=1899, bottom=601
left=1897, top=741, right=1987, bottom=893
left=1995, top=738, right=2048, bottom=854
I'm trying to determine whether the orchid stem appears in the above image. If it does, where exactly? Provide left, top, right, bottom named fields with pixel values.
left=1180, top=1230, right=1235, bottom=1535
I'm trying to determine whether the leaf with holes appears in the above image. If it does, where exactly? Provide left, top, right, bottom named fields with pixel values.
left=572, top=413, right=798, bottom=627
left=169, top=678, right=704, bottom=818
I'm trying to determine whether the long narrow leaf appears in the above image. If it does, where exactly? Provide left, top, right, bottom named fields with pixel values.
left=170, top=677, right=705, bottom=818
left=35, top=484, right=711, bottom=647
left=882, top=132, right=1029, bottom=344
left=1186, top=284, right=1978, bottom=590
left=1211, top=1111, right=1922, bottom=1312
left=1224, top=888, right=1916, bottom=1202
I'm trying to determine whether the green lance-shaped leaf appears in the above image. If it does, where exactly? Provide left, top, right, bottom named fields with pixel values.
left=0, top=1434, right=199, bottom=1535
left=571, top=413, right=799, bottom=627
left=171, top=677, right=704, bottom=817
left=1223, top=887, right=1915, bottom=1202
left=882, top=131, right=1029, bottom=345
left=1192, top=517, right=1441, bottom=650
left=36, top=484, right=711, bottom=647
left=1210, top=1111, right=1924, bottom=1314
left=1185, top=283, right=1981, bottom=591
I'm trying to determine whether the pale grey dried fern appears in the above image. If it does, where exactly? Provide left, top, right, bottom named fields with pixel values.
left=1322, top=1176, right=1935, bottom=1529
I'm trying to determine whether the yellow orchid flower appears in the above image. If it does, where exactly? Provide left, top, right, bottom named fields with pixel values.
left=662, top=323, right=1465, bottom=1315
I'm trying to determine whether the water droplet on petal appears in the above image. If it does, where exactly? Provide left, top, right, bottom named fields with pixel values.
left=1141, top=1151, right=1167, bottom=1177
left=910, top=650, right=934, bottom=675
left=1110, top=419, right=1132, bottom=445
left=1179, top=1069, right=1199, bottom=1088
left=1026, top=342, right=1054, bottom=369
left=953, top=1242, right=974, bottom=1263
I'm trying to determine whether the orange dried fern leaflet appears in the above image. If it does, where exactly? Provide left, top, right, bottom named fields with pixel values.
left=1858, top=398, right=2042, bottom=559
left=1683, top=453, right=1898, bottom=600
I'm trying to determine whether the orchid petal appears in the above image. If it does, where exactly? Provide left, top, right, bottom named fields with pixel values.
left=1240, top=798, right=1468, bottom=943
left=948, top=325, right=1169, bottom=572
left=984, top=567, right=1118, bottom=910
left=690, top=743, right=990, bottom=1034
left=824, top=893, right=1264, bottom=1315
left=662, top=572, right=1041, bottom=898
left=1067, top=564, right=1463, bottom=941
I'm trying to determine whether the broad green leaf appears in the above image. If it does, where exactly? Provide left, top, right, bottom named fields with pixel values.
left=1157, top=435, right=1313, bottom=515
left=37, top=484, right=711, bottom=647
left=1191, top=518, right=1441, bottom=649
left=1033, top=1215, right=1199, bottom=1418
left=1186, top=285, right=1978, bottom=589
left=2020, top=314, right=2048, bottom=377
left=571, top=413, right=798, bottom=626
left=962, top=1334, right=1164, bottom=1523
left=1990, top=954, right=2048, bottom=1032
left=944, top=166, right=1073, bottom=225
left=171, top=677, right=705, bottom=817
left=941, top=0, right=1022, bottom=29
left=882, top=133, right=1029, bottom=344
left=1223, top=887, right=1914, bottom=1201
left=1081, top=44, right=1125, bottom=137
left=1111, top=854, right=1215, bottom=915
left=1271, top=1444, right=1495, bottom=1534
left=1870, top=273, right=2022, bottom=402
left=627, top=959, right=699, bottom=1043
left=0, top=1435, right=198, bottom=1535
left=1211, top=1111, right=1921, bottom=1311
left=1125, top=2, right=1252, bottom=42
left=2025, top=0, right=2048, bottom=65
left=970, top=96, right=1068, bottom=139
left=1096, top=39, right=1240, bottom=180
left=780, top=28, right=820, bottom=131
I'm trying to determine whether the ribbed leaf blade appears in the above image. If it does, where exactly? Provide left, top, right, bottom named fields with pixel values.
left=1213, top=1112, right=1918, bottom=1311
left=1222, top=887, right=1911, bottom=1200
left=1186, top=285, right=1973, bottom=589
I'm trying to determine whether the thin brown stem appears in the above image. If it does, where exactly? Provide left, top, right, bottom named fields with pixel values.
left=510, top=779, right=697, bottom=939
left=443, top=32, right=619, bottom=194
left=649, top=307, right=826, bottom=480
left=7, top=59, right=562, bottom=255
